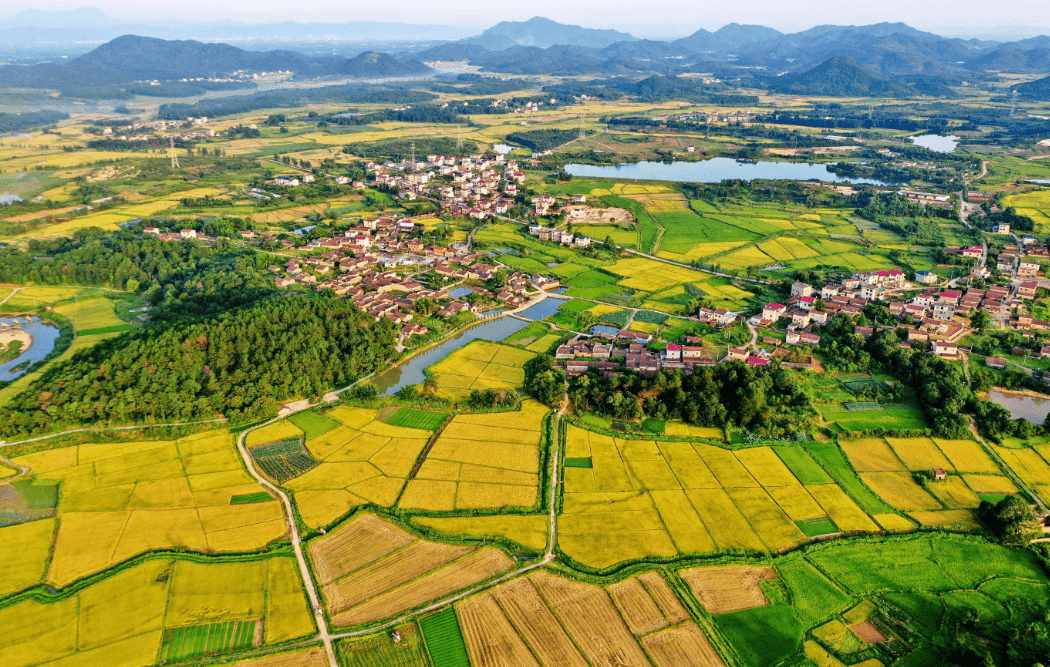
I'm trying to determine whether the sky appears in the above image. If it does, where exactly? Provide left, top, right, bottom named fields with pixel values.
left=2, top=2, right=1049, bottom=39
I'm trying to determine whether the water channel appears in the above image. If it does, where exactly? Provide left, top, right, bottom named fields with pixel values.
left=0, top=317, right=61, bottom=382
left=564, top=158, right=886, bottom=185
left=371, top=297, right=566, bottom=396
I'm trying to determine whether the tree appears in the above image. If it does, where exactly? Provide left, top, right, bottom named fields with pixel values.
left=576, top=311, right=598, bottom=332
left=124, top=278, right=140, bottom=292
left=486, top=269, right=508, bottom=291
left=970, top=309, right=990, bottom=333
left=992, top=495, right=1042, bottom=544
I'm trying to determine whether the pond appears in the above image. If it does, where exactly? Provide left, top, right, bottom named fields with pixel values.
left=986, top=389, right=1050, bottom=425
left=0, top=317, right=61, bottom=382
left=589, top=324, right=621, bottom=336
left=446, top=286, right=474, bottom=298
left=564, top=158, right=886, bottom=185
left=372, top=297, right=565, bottom=396
left=909, top=134, right=959, bottom=153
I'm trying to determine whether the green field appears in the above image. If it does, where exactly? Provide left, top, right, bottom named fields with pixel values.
left=160, top=620, right=258, bottom=662
left=419, top=608, right=470, bottom=667
left=385, top=407, right=448, bottom=431
left=287, top=410, right=340, bottom=439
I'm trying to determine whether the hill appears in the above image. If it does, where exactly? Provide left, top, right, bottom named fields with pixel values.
left=673, top=23, right=783, bottom=54
left=770, top=56, right=916, bottom=97
left=1014, top=74, right=1050, bottom=99
left=466, top=16, right=635, bottom=49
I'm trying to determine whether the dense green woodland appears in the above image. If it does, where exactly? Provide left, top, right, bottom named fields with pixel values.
left=0, top=232, right=276, bottom=321
left=529, top=357, right=813, bottom=438
left=0, top=298, right=397, bottom=436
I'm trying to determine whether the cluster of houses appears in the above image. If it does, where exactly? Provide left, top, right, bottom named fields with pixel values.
left=368, top=153, right=523, bottom=221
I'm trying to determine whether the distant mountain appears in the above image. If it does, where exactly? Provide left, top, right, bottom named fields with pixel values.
left=770, top=56, right=916, bottom=97
left=0, top=35, right=431, bottom=99
left=969, top=47, right=1050, bottom=72
left=673, top=23, right=783, bottom=54
left=466, top=17, right=636, bottom=50
left=1014, top=74, right=1050, bottom=100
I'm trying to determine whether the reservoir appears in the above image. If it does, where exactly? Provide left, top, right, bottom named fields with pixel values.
left=564, top=158, right=885, bottom=184
left=0, top=317, right=61, bottom=382
left=909, top=134, right=959, bottom=153
left=372, top=297, right=565, bottom=395
left=986, top=389, right=1050, bottom=425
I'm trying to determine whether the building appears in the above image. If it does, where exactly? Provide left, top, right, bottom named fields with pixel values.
left=790, top=281, right=814, bottom=298
left=762, top=303, right=787, bottom=322
left=915, top=270, right=938, bottom=285
left=994, top=223, right=1011, bottom=234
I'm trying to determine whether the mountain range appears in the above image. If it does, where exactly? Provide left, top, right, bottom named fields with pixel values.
left=2, top=15, right=1050, bottom=102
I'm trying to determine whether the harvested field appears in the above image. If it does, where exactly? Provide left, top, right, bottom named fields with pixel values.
left=532, top=571, right=652, bottom=667
left=642, top=623, right=727, bottom=667
left=608, top=577, right=672, bottom=635
left=308, top=513, right=416, bottom=585
left=490, top=578, right=589, bottom=667
left=233, top=648, right=329, bottom=667
left=680, top=566, right=778, bottom=614
left=458, top=593, right=539, bottom=667
left=325, top=539, right=473, bottom=613
left=333, top=548, right=513, bottom=626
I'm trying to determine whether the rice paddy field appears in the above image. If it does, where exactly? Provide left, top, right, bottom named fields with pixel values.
left=455, top=569, right=723, bottom=667
left=426, top=340, right=535, bottom=400
left=6, top=430, right=286, bottom=587
left=278, top=405, right=436, bottom=529
left=400, top=400, right=548, bottom=512
left=559, top=423, right=881, bottom=569
left=839, top=435, right=1016, bottom=526
left=0, top=555, right=315, bottom=667
left=306, top=513, right=514, bottom=627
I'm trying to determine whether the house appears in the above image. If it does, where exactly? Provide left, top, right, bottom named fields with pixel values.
left=1019, top=260, right=1041, bottom=278
left=726, top=347, right=749, bottom=361
left=747, top=356, right=770, bottom=366
left=932, top=468, right=948, bottom=481
left=791, top=281, right=814, bottom=298
left=1018, top=281, right=1039, bottom=299
left=664, top=344, right=682, bottom=362
left=144, top=226, right=160, bottom=235
left=932, top=302, right=956, bottom=321
left=762, top=303, right=787, bottom=322
left=961, top=246, right=983, bottom=260
left=986, top=357, right=1008, bottom=369
left=915, top=270, right=938, bottom=285
left=932, top=340, right=958, bottom=357
left=698, top=307, right=737, bottom=326
left=994, top=222, right=1011, bottom=234
left=179, top=228, right=197, bottom=239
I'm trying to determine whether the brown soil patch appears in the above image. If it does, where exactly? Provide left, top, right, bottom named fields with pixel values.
left=850, top=620, right=888, bottom=643
left=680, top=565, right=778, bottom=614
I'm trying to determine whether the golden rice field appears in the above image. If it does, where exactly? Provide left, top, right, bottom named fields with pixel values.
left=426, top=340, right=535, bottom=399
left=400, top=400, right=548, bottom=512
left=606, top=256, right=713, bottom=291
left=680, top=565, right=778, bottom=614
left=560, top=425, right=879, bottom=568
left=457, top=569, right=724, bottom=667
left=282, top=405, right=433, bottom=529
left=9, top=430, right=285, bottom=587
left=0, top=555, right=314, bottom=667
left=840, top=435, right=1018, bottom=523
left=307, top=513, right=514, bottom=627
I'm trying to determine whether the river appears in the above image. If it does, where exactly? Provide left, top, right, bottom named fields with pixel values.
left=986, top=389, right=1050, bottom=425
left=0, top=317, right=61, bottom=382
left=371, top=297, right=566, bottom=396
left=564, top=158, right=886, bottom=185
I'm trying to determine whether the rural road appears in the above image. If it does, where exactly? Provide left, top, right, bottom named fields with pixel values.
left=235, top=418, right=339, bottom=667
left=625, top=248, right=772, bottom=285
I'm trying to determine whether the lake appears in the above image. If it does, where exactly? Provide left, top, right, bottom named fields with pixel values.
left=0, top=317, right=61, bottom=382
left=909, top=134, right=959, bottom=153
left=987, top=389, right=1050, bottom=425
left=372, top=297, right=565, bottom=396
left=564, top=158, right=885, bottom=184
